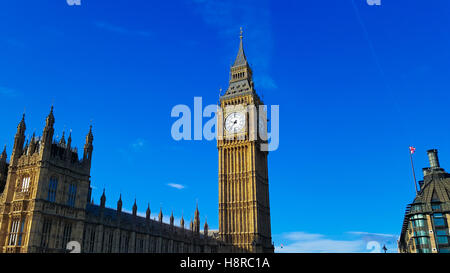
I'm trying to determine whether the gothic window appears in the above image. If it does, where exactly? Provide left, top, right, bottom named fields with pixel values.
left=137, top=238, right=144, bottom=253
left=8, top=219, right=24, bottom=246
left=89, top=228, right=96, bottom=253
left=61, top=222, right=72, bottom=249
left=21, top=176, right=30, bottom=192
left=123, top=234, right=129, bottom=253
left=8, top=220, right=18, bottom=245
left=47, top=178, right=58, bottom=202
left=149, top=237, right=154, bottom=253
left=17, top=219, right=25, bottom=246
left=67, top=184, right=77, bottom=207
left=107, top=232, right=114, bottom=253
left=40, top=218, right=52, bottom=248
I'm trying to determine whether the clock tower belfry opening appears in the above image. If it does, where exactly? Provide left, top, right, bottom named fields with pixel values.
left=217, top=28, right=274, bottom=253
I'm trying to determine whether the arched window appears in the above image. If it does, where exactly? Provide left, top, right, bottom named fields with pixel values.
left=8, top=218, right=25, bottom=246
left=40, top=218, right=52, bottom=248
left=21, top=176, right=31, bottom=192
left=61, top=222, right=72, bottom=249
left=47, top=178, right=58, bottom=202
left=67, top=184, right=77, bottom=207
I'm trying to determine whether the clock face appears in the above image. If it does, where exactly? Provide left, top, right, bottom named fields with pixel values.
left=225, top=112, right=245, bottom=133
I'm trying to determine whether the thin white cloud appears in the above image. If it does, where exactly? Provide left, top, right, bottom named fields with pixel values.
left=348, top=231, right=398, bottom=238
left=116, top=139, right=147, bottom=164
left=275, top=231, right=399, bottom=253
left=277, top=238, right=364, bottom=253
left=283, top=231, right=324, bottom=241
left=167, top=183, right=185, bottom=190
left=131, top=138, right=145, bottom=150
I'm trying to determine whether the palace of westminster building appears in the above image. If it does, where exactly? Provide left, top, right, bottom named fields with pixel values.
left=0, top=31, right=274, bottom=253
left=1, top=26, right=449, bottom=254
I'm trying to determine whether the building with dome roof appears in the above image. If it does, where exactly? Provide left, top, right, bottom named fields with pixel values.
left=398, top=149, right=450, bottom=253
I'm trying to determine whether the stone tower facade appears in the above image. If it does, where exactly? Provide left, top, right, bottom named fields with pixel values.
left=0, top=107, right=93, bottom=253
left=217, top=29, right=273, bottom=253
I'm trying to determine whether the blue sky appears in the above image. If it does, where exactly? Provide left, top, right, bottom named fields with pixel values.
left=1, top=0, right=450, bottom=253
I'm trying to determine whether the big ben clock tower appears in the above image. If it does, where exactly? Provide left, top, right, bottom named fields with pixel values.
left=217, top=29, right=273, bottom=253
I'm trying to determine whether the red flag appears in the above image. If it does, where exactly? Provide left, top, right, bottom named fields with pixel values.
left=409, top=146, right=416, bottom=155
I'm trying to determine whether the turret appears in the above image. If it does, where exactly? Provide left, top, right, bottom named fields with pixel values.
left=204, top=217, right=209, bottom=236
left=59, top=131, right=66, bottom=147
left=67, top=130, right=72, bottom=148
left=28, top=132, right=37, bottom=155
left=170, top=211, right=174, bottom=226
left=41, top=106, right=55, bottom=159
left=146, top=203, right=151, bottom=220
left=132, top=199, right=137, bottom=217
left=194, top=203, right=200, bottom=234
left=11, top=114, right=26, bottom=162
left=117, top=194, right=122, bottom=213
left=65, top=130, right=73, bottom=159
left=1, top=145, right=7, bottom=162
left=158, top=208, right=163, bottom=223
left=0, top=145, right=7, bottom=193
left=42, top=106, right=54, bottom=142
left=180, top=214, right=185, bottom=229
left=100, top=189, right=106, bottom=208
left=83, top=125, right=94, bottom=165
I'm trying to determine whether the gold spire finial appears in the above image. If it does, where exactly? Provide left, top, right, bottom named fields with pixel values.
left=240, top=27, right=243, bottom=39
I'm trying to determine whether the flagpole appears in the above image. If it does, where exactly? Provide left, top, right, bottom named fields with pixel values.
left=409, top=147, right=418, bottom=194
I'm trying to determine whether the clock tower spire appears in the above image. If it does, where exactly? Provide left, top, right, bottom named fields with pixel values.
left=228, top=28, right=254, bottom=88
left=217, top=28, right=273, bottom=253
